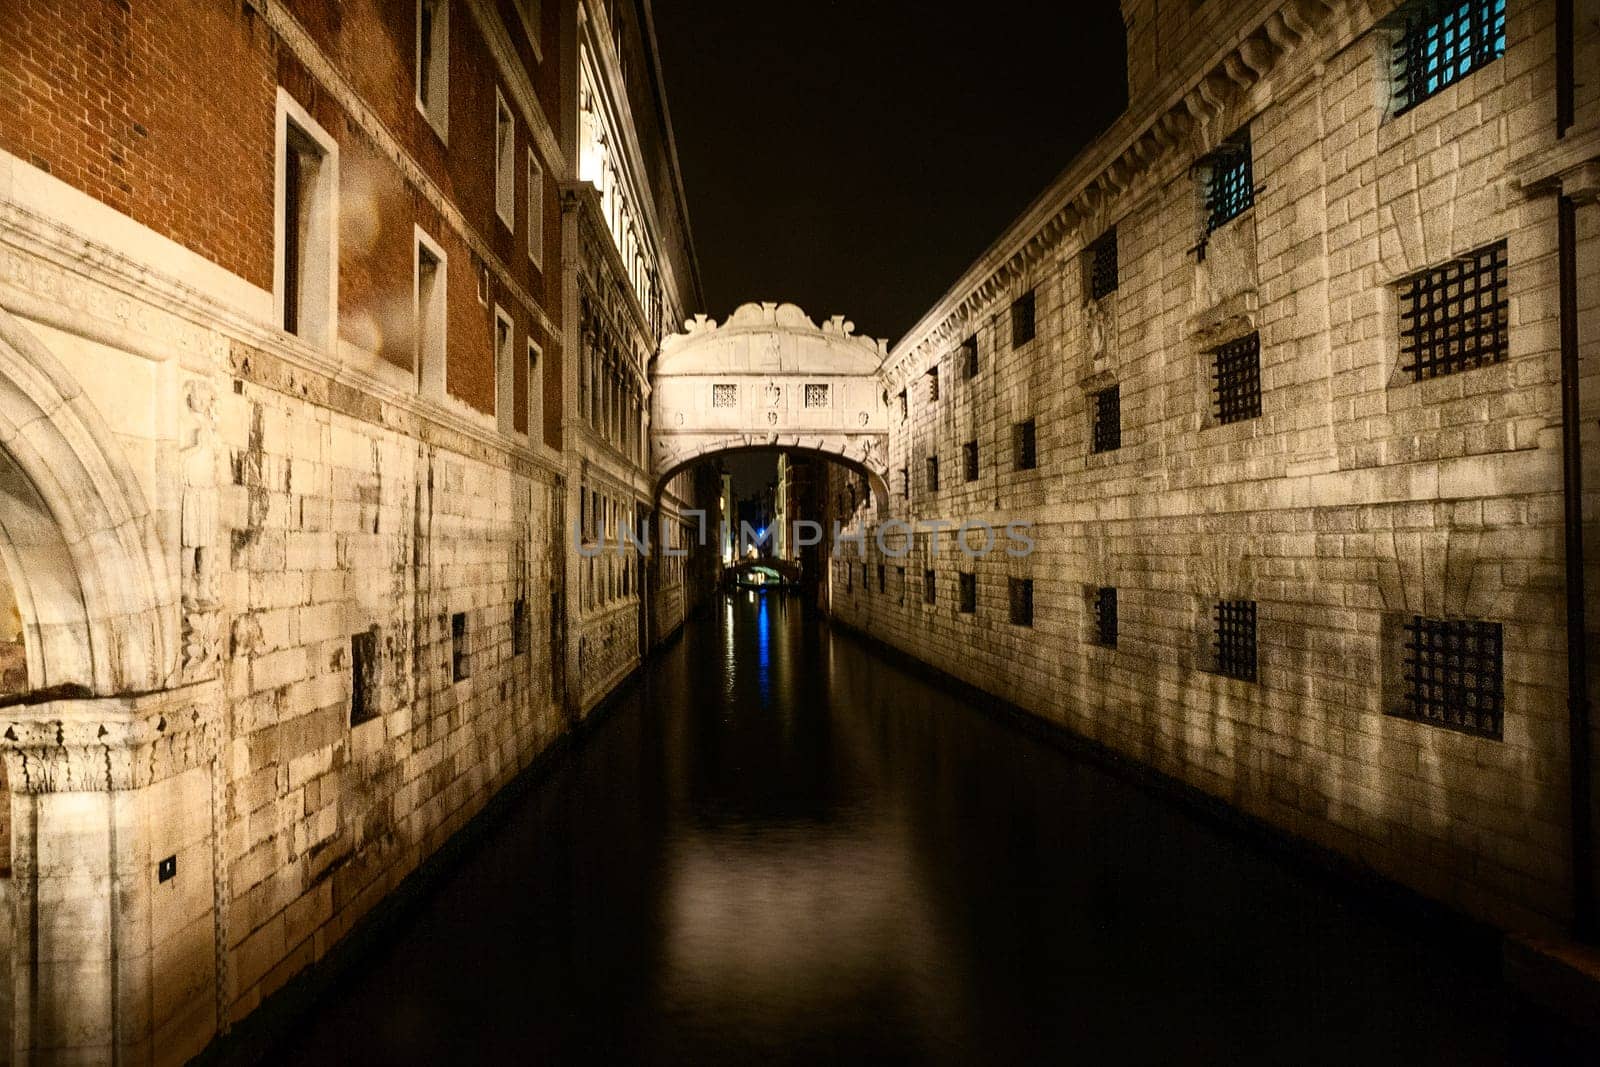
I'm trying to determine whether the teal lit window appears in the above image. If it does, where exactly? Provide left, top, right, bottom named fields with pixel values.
left=1395, top=0, right=1506, bottom=114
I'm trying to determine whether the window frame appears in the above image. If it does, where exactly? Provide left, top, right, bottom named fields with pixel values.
left=416, top=0, right=450, bottom=141
left=274, top=88, right=339, bottom=352
left=1392, top=0, right=1507, bottom=116
left=1011, top=289, right=1036, bottom=348
left=494, top=305, right=515, bottom=434
left=414, top=225, right=448, bottom=400
left=495, top=88, right=516, bottom=230
left=527, top=147, right=545, bottom=267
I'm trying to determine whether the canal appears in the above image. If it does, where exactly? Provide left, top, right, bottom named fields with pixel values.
left=267, top=592, right=1515, bottom=1065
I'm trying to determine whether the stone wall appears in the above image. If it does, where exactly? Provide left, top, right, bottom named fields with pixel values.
left=832, top=0, right=1599, bottom=937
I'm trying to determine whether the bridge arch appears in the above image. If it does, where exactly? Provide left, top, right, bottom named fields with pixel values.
left=650, top=302, right=890, bottom=502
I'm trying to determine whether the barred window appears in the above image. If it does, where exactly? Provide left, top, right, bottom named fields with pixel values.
left=1212, top=599, right=1257, bottom=682
left=927, top=455, right=940, bottom=492
left=1091, top=386, right=1121, bottom=453
left=1009, top=578, right=1033, bottom=627
left=451, top=611, right=469, bottom=682
left=963, top=440, right=979, bottom=482
left=847, top=562, right=853, bottom=591
left=898, top=389, right=908, bottom=419
left=899, top=468, right=909, bottom=497
left=961, top=336, right=979, bottom=380
left=923, top=569, right=936, bottom=605
left=1211, top=332, right=1262, bottom=425
left=804, top=383, right=830, bottom=408
left=350, top=629, right=379, bottom=726
left=877, top=564, right=886, bottom=594
left=927, top=367, right=940, bottom=403
left=712, top=383, right=738, bottom=408
left=862, top=563, right=869, bottom=591
left=898, top=566, right=906, bottom=604
left=1089, top=228, right=1118, bottom=300
left=1013, top=419, right=1037, bottom=471
left=1094, top=587, right=1118, bottom=648
left=1394, top=0, right=1506, bottom=115
left=959, top=572, right=977, bottom=614
left=512, top=596, right=528, bottom=656
left=1398, top=242, right=1508, bottom=382
left=1205, top=129, right=1254, bottom=233
left=1011, top=289, right=1036, bottom=347
left=1393, top=616, right=1503, bottom=739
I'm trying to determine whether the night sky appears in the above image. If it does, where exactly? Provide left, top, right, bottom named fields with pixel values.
left=653, top=1, right=1129, bottom=347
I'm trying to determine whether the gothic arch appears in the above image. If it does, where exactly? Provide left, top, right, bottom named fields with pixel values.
left=0, top=306, right=177, bottom=696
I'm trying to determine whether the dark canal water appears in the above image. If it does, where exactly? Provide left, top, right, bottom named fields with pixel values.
left=269, top=592, right=1520, bottom=1065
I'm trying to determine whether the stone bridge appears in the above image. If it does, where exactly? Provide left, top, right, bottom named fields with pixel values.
left=650, top=303, right=890, bottom=501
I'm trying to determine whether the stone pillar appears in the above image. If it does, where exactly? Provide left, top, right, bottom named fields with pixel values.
left=1, top=683, right=220, bottom=1065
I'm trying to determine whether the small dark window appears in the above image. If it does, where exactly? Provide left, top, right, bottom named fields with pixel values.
left=923, top=569, right=936, bottom=605
left=927, top=366, right=940, bottom=403
left=283, top=145, right=304, bottom=334
left=862, top=563, right=869, bottom=591
left=1094, top=587, right=1118, bottom=647
left=1212, top=599, right=1257, bottom=682
left=1089, top=229, right=1118, bottom=300
left=958, top=572, right=977, bottom=614
left=961, top=336, right=979, bottom=380
left=1212, top=333, right=1262, bottom=425
left=1205, top=129, right=1254, bottom=233
left=963, top=440, right=979, bottom=482
left=846, top=562, right=853, bottom=591
left=451, top=611, right=469, bottom=681
left=350, top=629, right=379, bottom=726
left=877, top=564, right=886, bottom=593
left=898, top=389, right=908, bottom=419
left=1009, top=578, right=1033, bottom=627
left=1013, top=419, right=1037, bottom=471
left=1394, top=0, right=1506, bottom=115
left=1091, top=386, right=1121, bottom=453
left=512, top=597, right=528, bottom=656
left=1392, top=616, right=1503, bottom=739
left=927, top=455, right=940, bottom=492
left=897, top=566, right=906, bottom=604
left=899, top=468, right=910, bottom=497
left=1398, top=241, right=1508, bottom=381
left=1011, top=289, right=1036, bottom=347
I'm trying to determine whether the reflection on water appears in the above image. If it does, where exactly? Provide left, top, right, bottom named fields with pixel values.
left=272, top=594, right=1512, bottom=1065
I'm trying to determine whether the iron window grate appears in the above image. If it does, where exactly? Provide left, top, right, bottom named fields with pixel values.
left=1213, top=599, right=1257, bottom=682
left=1396, top=616, right=1503, bottom=739
left=899, top=468, right=909, bottom=497
left=959, top=572, right=977, bottom=614
left=1094, top=587, right=1118, bottom=647
left=512, top=597, right=528, bottom=656
left=878, top=564, right=886, bottom=593
left=451, top=612, right=469, bottom=682
left=1212, top=333, right=1262, bottom=424
left=1394, top=0, right=1506, bottom=115
left=927, top=367, right=940, bottom=403
left=804, top=383, right=830, bottom=408
left=962, top=336, right=979, bottom=380
left=963, top=440, right=979, bottom=482
left=1011, top=290, right=1036, bottom=347
left=1009, top=578, right=1033, bottom=627
left=1398, top=241, right=1508, bottom=382
left=1205, top=132, right=1254, bottom=233
left=712, top=383, right=738, bottom=408
left=350, top=630, right=379, bottom=726
left=1014, top=419, right=1037, bottom=471
left=923, top=569, right=936, bottom=605
left=1089, top=229, right=1118, bottom=300
left=1092, top=386, right=1121, bottom=453
left=927, top=455, right=940, bottom=492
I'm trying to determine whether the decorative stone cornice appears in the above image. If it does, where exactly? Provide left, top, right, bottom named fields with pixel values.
left=464, top=0, right=566, bottom=175
left=563, top=181, right=657, bottom=354
left=886, top=0, right=1344, bottom=385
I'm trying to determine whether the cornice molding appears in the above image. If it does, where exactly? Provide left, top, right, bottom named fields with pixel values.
left=465, top=0, right=566, bottom=174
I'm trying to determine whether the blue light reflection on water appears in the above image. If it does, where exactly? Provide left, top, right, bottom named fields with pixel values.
left=756, top=591, right=771, bottom=703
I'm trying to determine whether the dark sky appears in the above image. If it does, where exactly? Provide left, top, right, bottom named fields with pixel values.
left=653, top=2, right=1128, bottom=346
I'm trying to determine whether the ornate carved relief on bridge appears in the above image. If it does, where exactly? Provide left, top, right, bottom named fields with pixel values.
left=651, top=303, right=891, bottom=498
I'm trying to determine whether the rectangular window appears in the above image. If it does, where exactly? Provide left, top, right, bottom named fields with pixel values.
left=898, top=389, right=908, bottom=419
left=926, top=455, right=940, bottom=492
left=1094, top=587, right=1118, bottom=647
left=712, top=383, right=739, bottom=408
left=958, top=572, right=977, bottom=614
left=1205, top=129, right=1253, bottom=233
left=495, top=89, right=515, bottom=229
left=1009, top=578, right=1033, bottom=627
left=512, top=597, right=528, bottom=656
left=1393, top=616, right=1503, bottom=739
left=527, top=339, right=543, bottom=442
left=451, top=611, right=469, bottom=681
left=878, top=564, right=886, bottom=594
left=415, top=230, right=446, bottom=398
left=846, top=563, right=853, bottom=591
left=527, top=149, right=544, bottom=266
left=1398, top=241, right=1508, bottom=382
left=1212, top=599, right=1257, bottom=682
left=494, top=306, right=515, bottom=432
left=1211, top=332, right=1262, bottom=425
left=923, top=569, right=936, bottom=605
left=350, top=629, right=379, bottom=726
left=804, top=383, right=830, bottom=408
left=1394, top=0, right=1506, bottom=114
left=1092, top=386, right=1121, bottom=453
left=899, top=468, right=909, bottom=497
left=1013, top=419, right=1037, bottom=471
left=963, top=440, right=979, bottom=482
left=961, top=336, right=978, bottom=380
left=416, top=0, right=450, bottom=139
left=1089, top=228, right=1118, bottom=300
left=897, top=566, right=906, bottom=604
left=277, top=93, right=337, bottom=350
left=927, top=366, right=940, bottom=403
left=1011, top=289, right=1036, bottom=347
